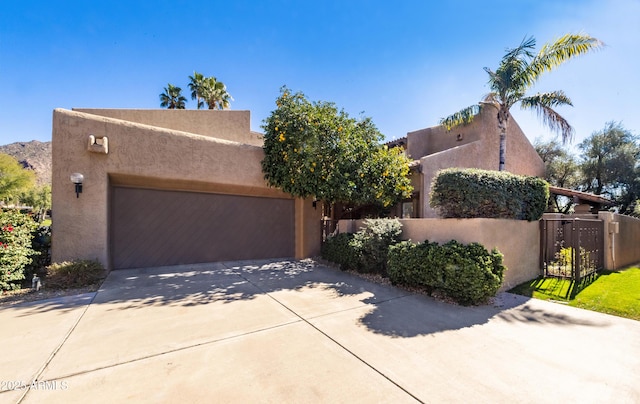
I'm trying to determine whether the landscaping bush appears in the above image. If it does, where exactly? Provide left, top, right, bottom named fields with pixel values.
left=321, top=232, right=359, bottom=271
left=429, top=168, right=549, bottom=221
left=25, top=225, right=51, bottom=280
left=387, top=240, right=441, bottom=290
left=45, top=260, right=106, bottom=289
left=438, top=240, right=505, bottom=305
left=351, top=218, right=402, bottom=275
left=388, top=239, right=505, bottom=305
left=0, top=209, right=38, bottom=291
left=321, top=218, right=402, bottom=275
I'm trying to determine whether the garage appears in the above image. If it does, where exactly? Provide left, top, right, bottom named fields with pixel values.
left=110, top=186, right=295, bottom=269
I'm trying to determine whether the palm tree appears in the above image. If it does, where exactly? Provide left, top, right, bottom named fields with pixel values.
left=200, top=76, right=233, bottom=110
left=188, top=71, right=206, bottom=109
left=159, top=84, right=187, bottom=109
left=440, top=33, right=603, bottom=171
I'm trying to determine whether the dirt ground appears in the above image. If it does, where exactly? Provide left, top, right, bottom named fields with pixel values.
left=0, top=284, right=100, bottom=307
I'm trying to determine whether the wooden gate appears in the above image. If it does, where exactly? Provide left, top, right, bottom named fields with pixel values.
left=540, top=217, right=604, bottom=282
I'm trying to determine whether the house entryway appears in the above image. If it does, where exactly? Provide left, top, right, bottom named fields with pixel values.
left=110, top=186, right=295, bottom=269
left=539, top=216, right=604, bottom=282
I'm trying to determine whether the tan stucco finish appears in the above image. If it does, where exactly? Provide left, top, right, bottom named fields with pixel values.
left=52, top=109, right=321, bottom=268
left=339, top=218, right=540, bottom=291
left=73, top=109, right=263, bottom=146
left=407, top=104, right=545, bottom=218
left=598, top=212, right=640, bottom=270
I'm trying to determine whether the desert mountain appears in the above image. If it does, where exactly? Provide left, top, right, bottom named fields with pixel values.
left=0, top=140, right=52, bottom=186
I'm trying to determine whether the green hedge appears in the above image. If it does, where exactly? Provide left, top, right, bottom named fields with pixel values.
left=322, top=218, right=506, bottom=305
left=321, top=232, right=359, bottom=271
left=429, top=168, right=549, bottom=221
left=388, top=239, right=506, bottom=305
left=321, top=218, right=402, bottom=275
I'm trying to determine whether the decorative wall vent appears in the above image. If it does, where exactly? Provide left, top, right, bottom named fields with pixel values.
left=88, top=135, right=108, bottom=154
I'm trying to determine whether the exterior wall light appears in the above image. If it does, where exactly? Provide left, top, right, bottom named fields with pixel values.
left=70, top=173, right=84, bottom=198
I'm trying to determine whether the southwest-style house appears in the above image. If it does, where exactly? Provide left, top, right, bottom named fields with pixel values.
left=334, top=103, right=545, bottom=220
left=52, top=105, right=544, bottom=270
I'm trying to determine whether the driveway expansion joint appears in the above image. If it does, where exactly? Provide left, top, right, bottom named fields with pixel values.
left=235, top=270, right=425, bottom=403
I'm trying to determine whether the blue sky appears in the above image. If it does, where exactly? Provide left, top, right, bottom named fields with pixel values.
left=0, top=0, right=638, bottom=151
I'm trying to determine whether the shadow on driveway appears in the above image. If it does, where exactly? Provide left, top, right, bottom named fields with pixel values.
left=14, top=259, right=610, bottom=338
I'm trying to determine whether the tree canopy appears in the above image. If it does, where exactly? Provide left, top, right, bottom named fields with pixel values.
left=20, top=184, right=51, bottom=222
left=535, top=138, right=581, bottom=190
left=535, top=122, right=640, bottom=215
left=534, top=138, right=581, bottom=213
left=578, top=121, right=639, bottom=212
left=441, top=33, right=603, bottom=171
left=187, top=72, right=233, bottom=110
left=261, top=88, right=413, bottom=208
left=159, top=84, right=187, bottom=109
left=188, top=72, right=206, bottom=109
left=0, top=154, right=36, bottom=203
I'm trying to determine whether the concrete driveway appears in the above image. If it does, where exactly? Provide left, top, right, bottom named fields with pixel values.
left=1, top=259, right=639, bottom=403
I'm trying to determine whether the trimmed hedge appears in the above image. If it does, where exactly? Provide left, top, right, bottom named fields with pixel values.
left=388, top=239, right=505, bottom=305
left=429, top=168, right=549, bottom=221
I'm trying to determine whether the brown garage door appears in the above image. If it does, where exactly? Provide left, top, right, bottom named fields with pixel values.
left=111, top=187, right=295, bottom=269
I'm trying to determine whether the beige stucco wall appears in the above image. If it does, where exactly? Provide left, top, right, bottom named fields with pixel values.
left=73, top=109, right=263, bottom=146
left=296, top=198, right=323, bottom=258
left=52, top=108, right=319, bottom=268
left=338, top=218, right=540, bottom=291
left=409, top=104, right=545, bottom=218
left=599, top=212, right=640, bottom=270
left=406, top=120, right=481, bottom=160
left=419, top=142, right=483, bottom=218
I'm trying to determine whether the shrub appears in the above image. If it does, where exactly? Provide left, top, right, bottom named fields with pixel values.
left=429, top=168, right=549, bottom=221
left=25, top=225, right=51, bottom=279
left=351, top=218, right=402, bottom=275
left=439, top=241, right=505, bottom=305
left=321, top=232, right=360, bottom=271
left=388, top=239, right=505, bottom=305
left=0, top=209, right=38, bottom=291
left=387, top=240, right=441, bottom=290
left=45, top=260, right=106, bottom=289
left=321, top=218, right=402, bottom=275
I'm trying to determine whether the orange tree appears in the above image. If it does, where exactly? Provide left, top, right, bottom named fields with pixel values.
left=262, top=87, right=412, bottom=209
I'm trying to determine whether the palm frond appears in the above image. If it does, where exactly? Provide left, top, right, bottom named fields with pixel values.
left=520, top=92, right=574, bottom=143
left=485, top=37, right=538, bottom=108
left=521, top=91, right=573, bottom=109
left=525, top=33, right=604, bottom=85
left=439, top=104, right=481, bottom=130
left=159, top=83, right=187, bottom=109
left=503, top=36, right=536, bottom=61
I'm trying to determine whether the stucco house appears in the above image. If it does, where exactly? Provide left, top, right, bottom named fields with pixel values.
left=385, top=103, right=545, bottom=219
left=51, top=109, right=322, bottom=270
left=52, top=104, right=546, bottom=271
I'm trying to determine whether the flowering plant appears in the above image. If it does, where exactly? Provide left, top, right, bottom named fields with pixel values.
left=0, top=210, right=38, bottom=291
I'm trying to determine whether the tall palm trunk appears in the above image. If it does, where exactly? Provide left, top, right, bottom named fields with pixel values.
left=497, top=107, right=509, bottom=171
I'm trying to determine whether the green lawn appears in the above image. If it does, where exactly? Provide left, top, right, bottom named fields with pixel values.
left=509, top=265, right=640, bottom=321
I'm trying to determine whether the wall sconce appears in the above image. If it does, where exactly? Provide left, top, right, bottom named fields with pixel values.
left=70, top=173, right=84, bottom=198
